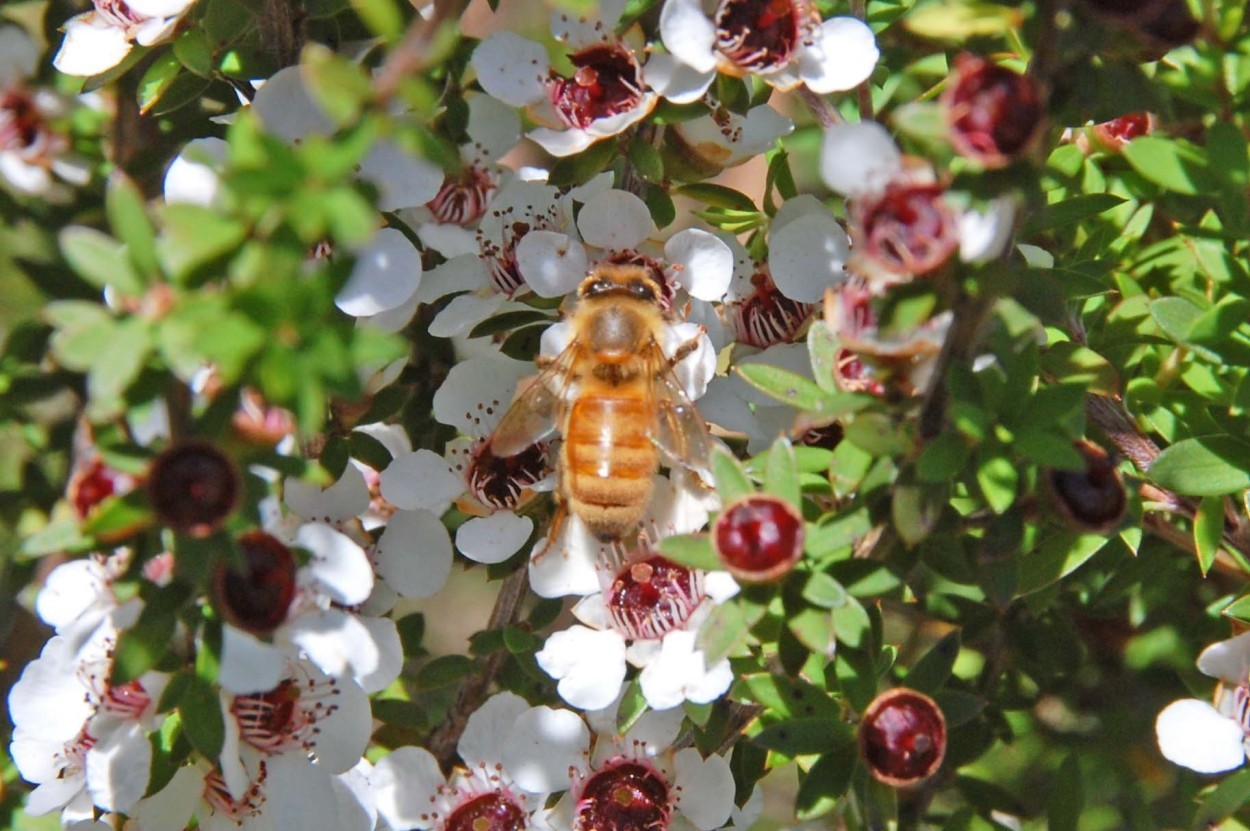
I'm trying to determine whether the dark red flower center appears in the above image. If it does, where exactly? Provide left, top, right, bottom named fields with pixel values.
left=0, top=90, right=45, bottom=152
left=858, top=688, right=946, bottom=785
left=607, top=555, right=701, bottom=640
left=715, top=0, right=804, bottom=72
left=575, top=761, right=671, bottom=831
left=467, top=441, right=549, bottom=510
left=550, top=44, right=645, bottom=130
left=428, top=166, right=498, bottom=227
left=147, top=441, right=242, bottom=537
left=855, top=182, right=958, bottom=276
left=69, top=458, right=123, bottom=518
left=713, top=494, right=804, bottom=582
left=214, top=531, right=298, bottom=635
left=93, top=0, right=146, bottom=27
left=1098, top=112, right=1151, bottom=143
left=945, top=56, right=1043, bottom=165
left=731, top=270, right=813, bottom=348
left=102, top=679, right=152, bottom=719
left=445, top=792, right=528, bottom=831
left=1048, top=441, right=1126, bottom=532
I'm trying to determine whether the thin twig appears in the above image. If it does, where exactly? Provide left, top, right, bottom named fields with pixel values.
left=425, top=565, right=531, bottom=767
left=917, top=294, right=992, bottom=440
left=850, top=0, right=873, bottom=121
left=797, top=87, right=842, bottom=128
left=374, top=0, right=472, bottom=103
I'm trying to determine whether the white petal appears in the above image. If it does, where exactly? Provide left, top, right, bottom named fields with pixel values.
left=673, top=748, right=735, bottom=830
left=820, top=121, right=902, bottom=196
left=298, top=522, right=374, bottom=605
left=418, top=224, right=480, bottom=260
left=355, top=614, right=403, bottom=694
left=432, top=354, right=534, bottom=437
left=702, top=572, right=740, bottom=603
left=133, top=17, right=179, bottom=47
left=527, top=126, right=597, bottom=158
left=662, top=323, right=716, bottom=401
left=306, top=670, right=372, bottom=773
left=285, top=465, right=371, bottom=524
left=86, top=722, right=151, bottom=813
left=639, top=630, right=729, bottom=710
left=572, top=594, right=612, bottom=629
left=459, top=692, right=531, bottom=767
left=768, top=212, right=850, bottom=302
left=331, top=760, right=377, bottom=831
left=623, top=708, right=685, bottom=756
left=536, top=626, right=628, bottom=710
left=0, top=153, right=53, bottom=195
left=0, top=26, right=39, bottom=87
left=381, top=449, right=464, bottom=513
left=375, top=509, right=453, bottom=599
left=286, top=608, right=380, bottom=682
left=645, top=52, right=715, bottom=104
left=456, top=513, right=535, bottom=564
left=665, top=229, right=733, bottom=301
left=371, top=747, right=444, bottom=830
left=336, top=228, right=423, bottom=317
left=772, top=194, right=829, bottom=230
left=53, top=17, right=133, bottom=77
left=35, top=559, right=110, bottom=632
left=659, top=0, right=719, bottom=74
left=361, top=292, right=420, bottom=334
left=429, top=291, right=508, bottom=338
left=24, top=773, right=83, bottom=816
left=265, top=755, right=345, bottom=830
left=578, top=189, right=653, bottom=250
left=9, top=639, right=95, bottom=742
left=517, top=231, right=589, bottom=298
left=251, top=66, right=334, bottom=142
left=1199, top=631, right=1250, bottom=684
left=218, top=625, right=288, bottom=695
left=528, top=518, right=604, bottom=598
left=798, top=17, right=879, bottom=94
left=1156, top=699, right=1246, bottom=774
left=164, top=137, right=228, bottom=207
left=960, top=197, right=1017, bottom=263
left=471, top=32, right=550, bottom=107
left=135, top=765, right=205, bottom=831
left=466, top=94, right=522, bottom=162
left=502, top=706, right=590, bottom=794
left=361, top=140, right=444, bottom=211
left=125, top=0, right=196, bottom=15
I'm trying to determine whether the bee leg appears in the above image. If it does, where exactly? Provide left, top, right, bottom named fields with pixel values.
left=665, top=327, right=706, bottom=367
left=531, top=502, right=568, bottom=563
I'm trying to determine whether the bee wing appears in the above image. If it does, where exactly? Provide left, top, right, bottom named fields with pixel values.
left=647, top=340, right=716, bottom=485
left=488, top=342, right=578, bottom=458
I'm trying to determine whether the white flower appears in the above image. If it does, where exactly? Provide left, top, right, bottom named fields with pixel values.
left=9, top=604, right=167, bottom=817
left=766, top=195, right=851, bottom=304
left=135, top=756, right=375, bottom=831
left=653, top=0, right=878, bottom=101
left=535, top=480, right=736, bottom=710
left=218, top=659, right=372, bottom=805
left=669, top=103, right=794, bottom=172
left=372, top=692, right=587, bottom=830
left=470, top=0, right=658, bottom=156
left=1157, top=632, right=1250, bottom=774
left=538, top=694, right=737, bottom=831
left=54, top=0, right=198, bottom=77
left=700, top=341, right=816, bottom=452
left=716, top=233, right=814, bottom=350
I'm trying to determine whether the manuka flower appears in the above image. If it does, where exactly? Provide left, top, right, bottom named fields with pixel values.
left=652, top=0, right=879, bottom=101
left=471, top=0, right=658, bottom=156
left=54, top=0, right=198, bottom=77
left=1157, top=632, right=1250, bottom=774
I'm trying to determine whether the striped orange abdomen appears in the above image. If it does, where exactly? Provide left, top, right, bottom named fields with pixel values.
left=562, top=394, right=657, bottom=540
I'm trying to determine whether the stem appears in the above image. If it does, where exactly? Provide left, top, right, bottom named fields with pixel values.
left=797, top=87, right=842, bottom=128
left=424, top=565, right=531, bottom=767
left=917, top=292, right=992, bottom=440
left=374, top=0, right=472, bottom=103
left=850, top=0, right=874, bottom=121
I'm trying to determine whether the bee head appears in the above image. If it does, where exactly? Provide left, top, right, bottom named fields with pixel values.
left=579, top=264, right=662, bottom=304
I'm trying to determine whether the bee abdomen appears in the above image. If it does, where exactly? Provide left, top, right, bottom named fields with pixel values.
left=564, top=395, right=657, bottom=539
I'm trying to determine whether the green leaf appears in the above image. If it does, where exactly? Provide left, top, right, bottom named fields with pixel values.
left=1047, top=755, right=1083, bottom=831
left=697, top=600, right=750, bottom=663
left=905, top=631, right=960, bottom=694
left=21, top=519, right=95, bottom=558
left=934, top=690, right=986, bottom=727
left=1192, top=768, right=1250, bottom=830
left=414, top=654, right=474, bottom=689
left=86, top=317, right=153, bottom=420
left=976, top=453, right=1018, bottom=514
left=113, top=584, right=191, bottom=684
left=138, top=51, right=183, bottom=114
left=157, top=205, right=248, bottom=283
left=106, top=173, right=161, bottom=278
left=1017, top=532, right=1109, bottom=595
left=628, top=140, right=664, bottom=182
left=81, top=490, right=154, bottom=542
left=831, top=595, right=871, bottom=648
left=1223, top=593, right=1250, bottom=625
left=47, top=302, right=116, bottom=372
left=172, top=29, right=213, bottom=77
left=788, top=607, right=837, bottom=657
left=351, top=0, right=405, bottom=36
left=892, top=482, right=944, bottom=547
left=1150, top=437, right=1250, bottom=496
left=616, top=678, right=649, bottom=735
left=806, top=321, right=840, bottom=394
left=763, top=436, right=800, bottom=506
left=657, top=533, right=721, bottom=571
left=1039, top=342, right=1119, bottom=396
left=1194, top=495, right=1224, bottom=575
left=905, top=0, right=1023, bottom=39
left=673, top=183, right=756, bottom=212
left=752, top=718, right=852, bottom=757
left=1122, top=137, right=1213, bottom=195
left=739, top=674, right=838, bottom=719
left=60, top=226, right=144, bottom=297
left=304, top=44, right=374, bottom=126
left=372, top=699, right=428, bottom=730
left=179, top=675, right=225, bottom=760
left=735, top=363, right=857, bottom=415
left=795, top=750, right=856, bottom=820
left=712, top=448, right=754, bottom=503
left=1027, top=193, right=1126, bottom=233
left=802, top=572, right=849, bottom=609
left=917, top=433, right=970, bottom=482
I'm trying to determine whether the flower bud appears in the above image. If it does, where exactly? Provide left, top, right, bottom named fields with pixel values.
left=213, top=531, right=298, bottom=635
left=942, top=54, right=1043, bottom=169
left=147, top=440, right=241, bottom=537
left=1045, top=440, right=1127, bottom=534
left=1082, top=112, right=1155, bottom=154
left=858, top=687, right=947, bottom=787
left=712, top=494, right=804, bottom=583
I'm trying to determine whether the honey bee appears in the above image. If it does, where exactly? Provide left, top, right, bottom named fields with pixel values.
left=488, top=263, right=715, bottom=547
